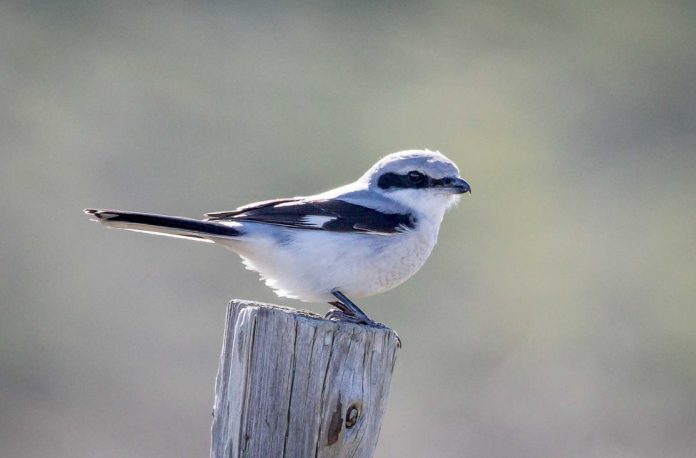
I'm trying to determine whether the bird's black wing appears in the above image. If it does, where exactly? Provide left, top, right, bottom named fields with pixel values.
left=206, top=199, right=415, bottom=235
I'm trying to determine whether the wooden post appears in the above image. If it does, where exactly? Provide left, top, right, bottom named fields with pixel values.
left=210, top=300, right=400, bottom=458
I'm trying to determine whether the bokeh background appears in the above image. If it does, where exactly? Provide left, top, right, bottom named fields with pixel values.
left=2, top=1, right=695, bottom=457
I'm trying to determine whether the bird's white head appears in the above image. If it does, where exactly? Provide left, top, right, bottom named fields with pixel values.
left=361, top=149, right=470, bottom=221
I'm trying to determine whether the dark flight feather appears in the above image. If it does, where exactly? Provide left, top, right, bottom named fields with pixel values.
left=206, top=199, right=415, bottom=235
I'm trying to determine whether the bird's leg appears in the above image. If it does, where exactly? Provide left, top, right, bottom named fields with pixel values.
left=325, top=291, right=401, bottom=346
left=327, top=290, right=377, bottom=326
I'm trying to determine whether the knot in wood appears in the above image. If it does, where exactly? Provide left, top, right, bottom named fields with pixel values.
left=345, top=404, right=360, bottom=429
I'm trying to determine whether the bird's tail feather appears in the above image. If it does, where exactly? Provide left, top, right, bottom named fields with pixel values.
left=84, top=209, right=241, bottom=242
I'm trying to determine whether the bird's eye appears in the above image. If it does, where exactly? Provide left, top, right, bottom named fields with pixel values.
left=407, top=171, right=425, bottom=183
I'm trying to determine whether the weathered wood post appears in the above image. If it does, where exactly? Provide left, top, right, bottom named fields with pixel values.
left=210, top=300, right=400, bottom=458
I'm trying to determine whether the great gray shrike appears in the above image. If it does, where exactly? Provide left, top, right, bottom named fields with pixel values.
left=85, top=149, right=470, bottom=326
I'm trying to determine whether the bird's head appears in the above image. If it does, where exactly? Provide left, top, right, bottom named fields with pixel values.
left=361, top=149, right=470, bottom=220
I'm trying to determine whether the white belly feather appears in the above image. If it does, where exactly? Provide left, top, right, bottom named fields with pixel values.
left=219, top=223, right=439, bottom=303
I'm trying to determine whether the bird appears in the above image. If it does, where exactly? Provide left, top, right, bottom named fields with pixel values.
left=84, top=149, right=470, bottom=327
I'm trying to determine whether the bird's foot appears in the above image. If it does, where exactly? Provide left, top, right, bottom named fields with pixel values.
left=325, top=308, right=368, bottom=324
left=324, top=309, right=401, bottom=347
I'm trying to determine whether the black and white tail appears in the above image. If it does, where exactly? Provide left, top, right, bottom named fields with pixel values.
left=84, top=209, right=241, bottom=242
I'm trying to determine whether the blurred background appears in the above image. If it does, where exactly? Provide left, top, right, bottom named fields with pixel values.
left=1, top=1, right=695, bottom=457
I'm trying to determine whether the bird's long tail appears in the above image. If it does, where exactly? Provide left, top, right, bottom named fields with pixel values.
left=84, top=209, right=241, bottom=243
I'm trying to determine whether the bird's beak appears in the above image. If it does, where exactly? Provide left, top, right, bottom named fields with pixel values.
left=447, top=177, right=471, bottom=194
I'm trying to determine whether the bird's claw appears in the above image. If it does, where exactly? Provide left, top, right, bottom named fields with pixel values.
left=325, top=309, right=365, bottom=324
left=324, top=309, right=402, bottom=347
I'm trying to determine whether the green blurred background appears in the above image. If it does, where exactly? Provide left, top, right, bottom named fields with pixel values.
left=1, top=1, right=695, bottom=457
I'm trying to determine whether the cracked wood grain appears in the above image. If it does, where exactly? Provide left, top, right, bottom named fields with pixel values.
left=210, top=300, right=400, bottom=458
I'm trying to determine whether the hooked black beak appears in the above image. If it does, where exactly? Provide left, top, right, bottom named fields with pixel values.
left=447, top=177, right=471, bottom=194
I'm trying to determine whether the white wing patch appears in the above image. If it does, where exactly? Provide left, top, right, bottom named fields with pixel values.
left=302, top=215, right=336, bottom=228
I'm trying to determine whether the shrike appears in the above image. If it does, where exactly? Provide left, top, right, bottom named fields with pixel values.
left=85, top=149, right=470, bottom=326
